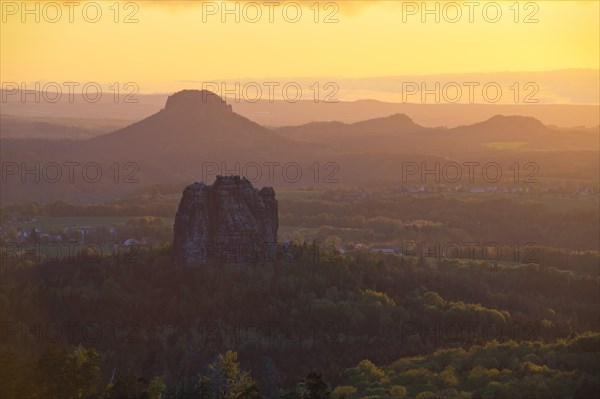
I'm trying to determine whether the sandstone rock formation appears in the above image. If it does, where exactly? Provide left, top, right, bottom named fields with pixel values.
left=172, top=175, right=278, bottom=266
left=164, top=89, right=233, bottom=116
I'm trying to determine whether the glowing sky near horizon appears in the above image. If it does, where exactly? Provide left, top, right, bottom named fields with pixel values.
left=1, top=0, right=598, bottom=96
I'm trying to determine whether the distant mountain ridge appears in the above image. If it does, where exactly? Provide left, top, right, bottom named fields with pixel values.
left=1, top=90, right=598, bottom=203
left=277, top=113, right=423, bottom=136
left=278, top=113, right=548, bottom=136
left=2, top=87, right=599, bottom=129
left=275, top=110, right=597, bottom=153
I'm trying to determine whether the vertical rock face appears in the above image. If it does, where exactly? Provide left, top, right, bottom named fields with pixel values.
left=172, top=176, right=278, bottom=266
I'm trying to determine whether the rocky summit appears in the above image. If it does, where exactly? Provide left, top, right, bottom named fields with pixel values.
left=164, top=89, right=233, bottom=115
left=172, top=175, right=278, bottom=267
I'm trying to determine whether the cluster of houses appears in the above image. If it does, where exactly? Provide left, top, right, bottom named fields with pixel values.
left=1, top=224, right=151, bottom=248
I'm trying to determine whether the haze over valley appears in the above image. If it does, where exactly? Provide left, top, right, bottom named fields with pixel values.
left=1, top=1, right=598, bottom=398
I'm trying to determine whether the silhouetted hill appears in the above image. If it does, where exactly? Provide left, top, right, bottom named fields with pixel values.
left=91, top=90, right=294, bottom=158
left=3, top=69, right=599, bottom=128
left=351, top=113, right=422, bottom=133
left=1, top=90, right=323, bottom=202
left=277, top=113, right=424, bottom=137
left=0, top=114, right=126, bottom=139
left=450, top=114, right=548, bottom=142
left=449, top=114, right=598, bottom=151
left=277, top=113, right=598, bottom=153
left=279, top=113, right=546, bottom=138
left=458, top=115, right=547, bottom=133
left=274, top=113, right=430, bottom=153
left=1, top=91, right=598, bottom=203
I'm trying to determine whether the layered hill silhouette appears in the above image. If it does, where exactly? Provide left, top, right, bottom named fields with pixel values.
left=1, top=90, right=598, bottom=203
left=0, top=114, right=125, bottom=140
left=276, top=112, right=597, bottom=153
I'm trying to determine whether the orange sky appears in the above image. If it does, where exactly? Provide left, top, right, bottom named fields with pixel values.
left=1, top=0, right=598, bottom=99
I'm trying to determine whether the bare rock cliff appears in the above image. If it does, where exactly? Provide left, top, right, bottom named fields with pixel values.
left=172, top=175, right=278, bottom=266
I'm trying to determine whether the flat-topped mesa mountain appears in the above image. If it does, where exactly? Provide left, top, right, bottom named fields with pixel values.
left=163, top=89, right=233, bottom=116
left=172, top=175, right=278, bottom=267
left=89, top=89, right=291, bottom=156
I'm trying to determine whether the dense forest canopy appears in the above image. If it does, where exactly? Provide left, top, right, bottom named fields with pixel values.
left=1, top=238, right=598, bottom=398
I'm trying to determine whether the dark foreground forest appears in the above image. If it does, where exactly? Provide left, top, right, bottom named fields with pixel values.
left=1, top=241, right=598, bottom=398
